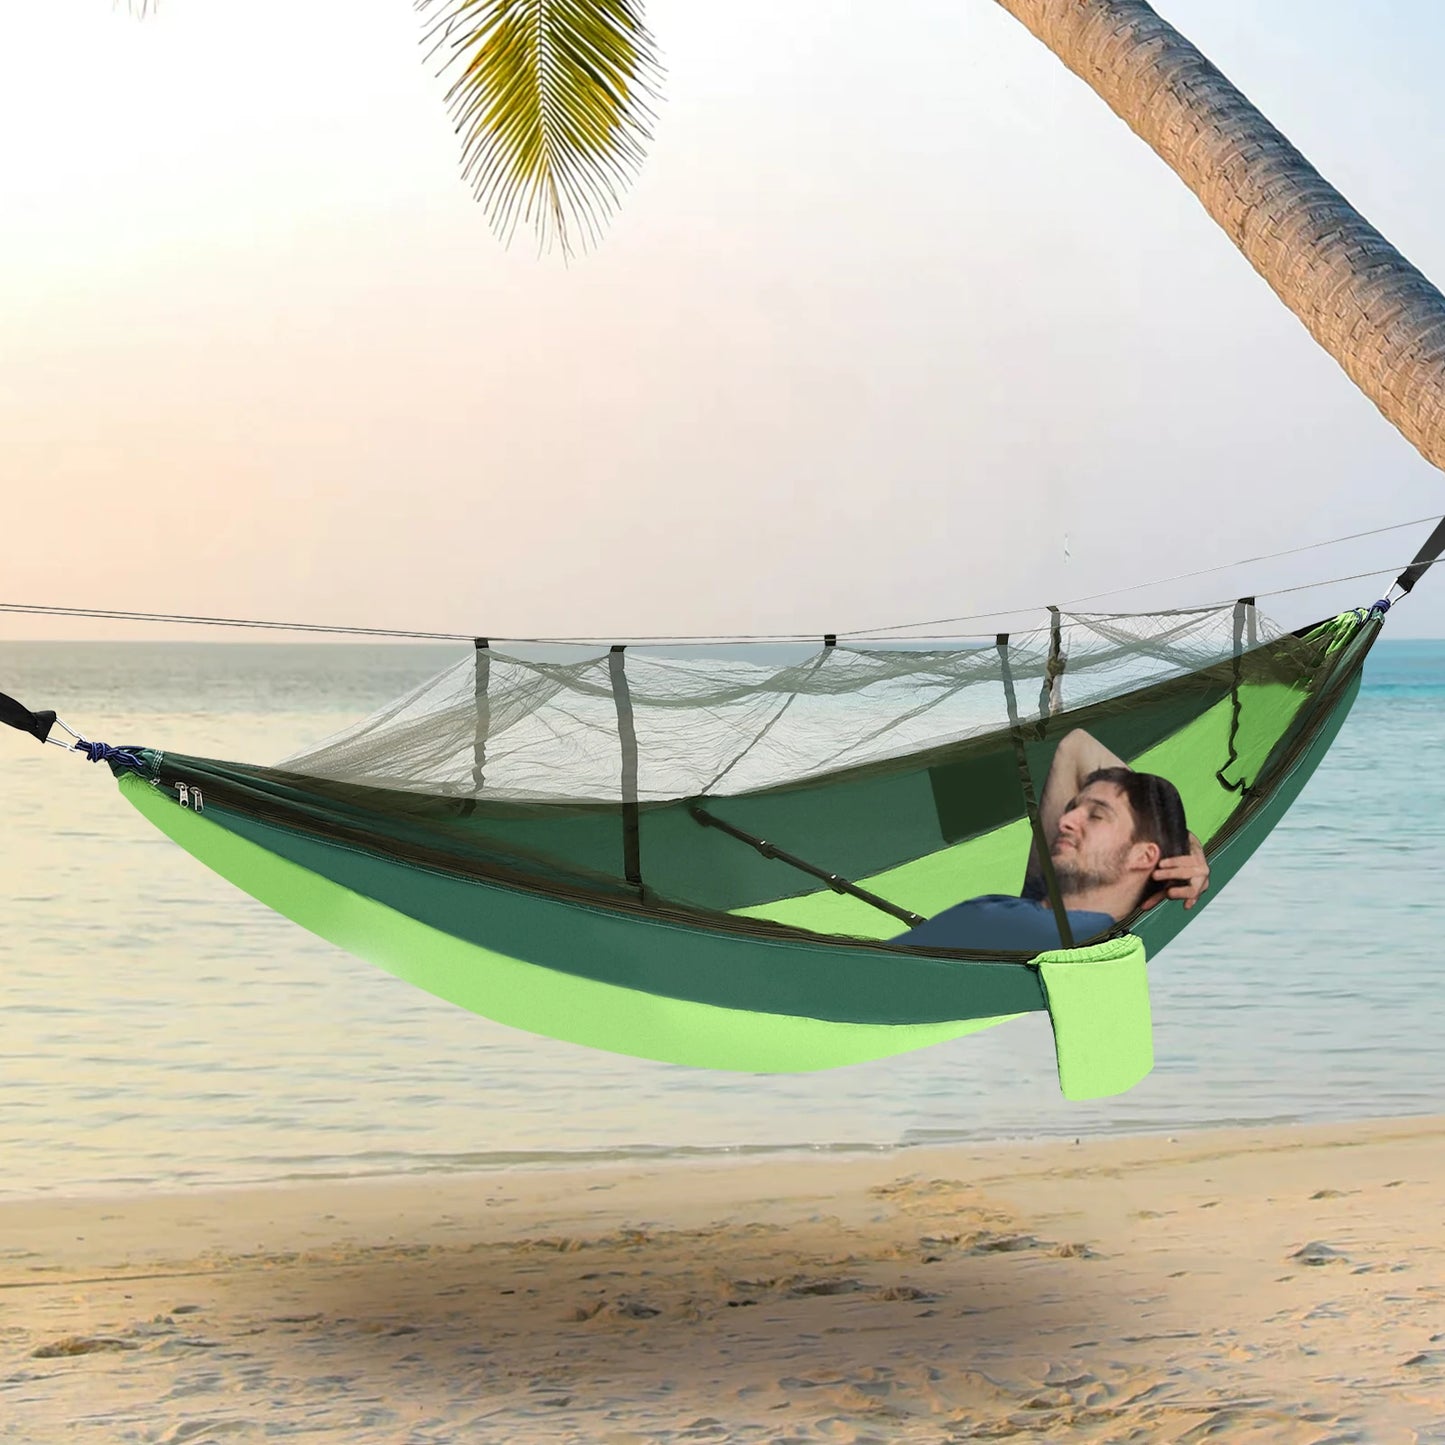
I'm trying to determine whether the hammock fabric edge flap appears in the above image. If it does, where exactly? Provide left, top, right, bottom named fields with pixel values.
left=1037, top=936, right=1153, bottom=1101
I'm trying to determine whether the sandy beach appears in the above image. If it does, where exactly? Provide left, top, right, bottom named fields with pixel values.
left=1, top=1118, right=1441, bottom=1443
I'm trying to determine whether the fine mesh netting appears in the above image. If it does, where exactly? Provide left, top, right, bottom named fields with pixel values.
left=131, top=600, right=1371, bottom=953
left=281, top=606, right=1284, bottom=804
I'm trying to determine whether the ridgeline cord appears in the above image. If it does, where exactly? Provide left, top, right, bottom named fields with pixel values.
left=843, top=512, right=1445, bottom=637
left=1, top=513, right=1440, bottom=646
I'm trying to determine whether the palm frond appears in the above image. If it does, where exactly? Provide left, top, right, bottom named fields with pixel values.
left=418, top=0, right=662, bottom=253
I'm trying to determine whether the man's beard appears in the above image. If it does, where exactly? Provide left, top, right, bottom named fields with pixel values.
left=1051, top=842, right=1130, bottom=898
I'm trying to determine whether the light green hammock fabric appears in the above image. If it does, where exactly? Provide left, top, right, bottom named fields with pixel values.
left=107, top=604, right=1377, bottom=1099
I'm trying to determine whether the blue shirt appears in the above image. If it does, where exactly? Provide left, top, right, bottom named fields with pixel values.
left=898, top=895, right=1115, bottom=953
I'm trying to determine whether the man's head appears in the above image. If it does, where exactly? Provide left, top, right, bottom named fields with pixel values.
left=1050, top=767, right=1190, bottom=918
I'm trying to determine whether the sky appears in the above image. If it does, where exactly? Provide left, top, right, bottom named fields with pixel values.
left=3, top=0, right=1445, bottom=642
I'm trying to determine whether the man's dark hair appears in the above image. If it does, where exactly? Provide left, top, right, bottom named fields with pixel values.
left=1081, top=767, right=1190, bottom=863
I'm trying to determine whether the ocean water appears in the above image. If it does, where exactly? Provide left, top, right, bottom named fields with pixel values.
left=2, top=639, right=1443, bottom=1198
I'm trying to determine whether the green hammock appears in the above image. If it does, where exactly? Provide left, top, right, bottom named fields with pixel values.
left=16, top=600, right=1375, bottom=1102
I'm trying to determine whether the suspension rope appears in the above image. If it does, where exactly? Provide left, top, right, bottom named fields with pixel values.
left=0, top=689, right=147, bottom=770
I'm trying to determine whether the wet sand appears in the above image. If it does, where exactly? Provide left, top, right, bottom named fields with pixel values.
left=3, top=1117, right=1442, bottom=1443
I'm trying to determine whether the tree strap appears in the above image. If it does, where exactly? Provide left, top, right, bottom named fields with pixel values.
left=0, top=689, right=56, bottom=743
left=1393, top=515, right=1445, bottom=597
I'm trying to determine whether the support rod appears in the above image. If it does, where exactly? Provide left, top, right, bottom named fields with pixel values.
left=689, top=804, right=925, bottom=929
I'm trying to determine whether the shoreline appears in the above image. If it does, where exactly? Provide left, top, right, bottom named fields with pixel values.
left=5, top=1106, right=1439, bottom=1208
left=4, top=1115, right=1442, bottom=1441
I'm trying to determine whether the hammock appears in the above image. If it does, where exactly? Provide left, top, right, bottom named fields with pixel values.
left=3, top=586, right=1400, bottom=1102
left=17, top=500, right=1445, bottom=1098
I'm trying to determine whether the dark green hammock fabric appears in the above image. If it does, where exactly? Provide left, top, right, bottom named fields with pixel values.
left=102, top=605, right=1379, bottom=1096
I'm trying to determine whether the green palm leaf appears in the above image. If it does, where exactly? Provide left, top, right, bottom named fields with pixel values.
left=418, top=0, right=662, bottom=252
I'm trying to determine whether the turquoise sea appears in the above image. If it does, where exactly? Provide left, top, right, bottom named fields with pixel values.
left=2, top=639, right=1443, bottom=1198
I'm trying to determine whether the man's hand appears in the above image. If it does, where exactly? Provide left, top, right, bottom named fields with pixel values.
left=1146, top=833, right=1210, bottom=911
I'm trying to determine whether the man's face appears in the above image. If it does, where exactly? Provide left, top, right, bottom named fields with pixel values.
left=1050, top=780, right=1141, bottom=893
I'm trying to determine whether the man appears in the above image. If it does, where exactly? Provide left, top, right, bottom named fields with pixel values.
left=901, top=728, right=1209, bottom=952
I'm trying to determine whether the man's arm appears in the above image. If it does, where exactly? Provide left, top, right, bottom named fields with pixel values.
left=1023, top=729, right=1211, bottom=909
left=1023, top=728, right=1126, bottom=891
left=1038, top=729, right=1125, bottom=846
left=1147, top=835, right=1210, bottom=911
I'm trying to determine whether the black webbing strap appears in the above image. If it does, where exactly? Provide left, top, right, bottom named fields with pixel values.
left=1393, top=515, right=1445, bottom=597
left=472, top=638, right=490, bottom=793
left=1039, top=605, right=1065, bottom=719
left=608, top=646, right=643, bottom=891
left=1216, top=598, right=1253, bottom=795
left=0, top=690, right=56, bottom=744
left=689, top=804, right=925, bottom=929
left=997, top=633, right=1075, bottom=950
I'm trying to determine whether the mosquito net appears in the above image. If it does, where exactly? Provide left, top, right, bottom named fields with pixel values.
left=280, top=605, right=1285, bottom=804
left=97, top=601, right=1356, bottom=951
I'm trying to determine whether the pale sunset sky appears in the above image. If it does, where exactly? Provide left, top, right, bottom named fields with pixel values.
left=3, top=0, right=1445, bottom=641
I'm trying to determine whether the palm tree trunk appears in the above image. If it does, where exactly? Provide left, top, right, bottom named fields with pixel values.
left=995, top=0, right=1445, bottom=473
